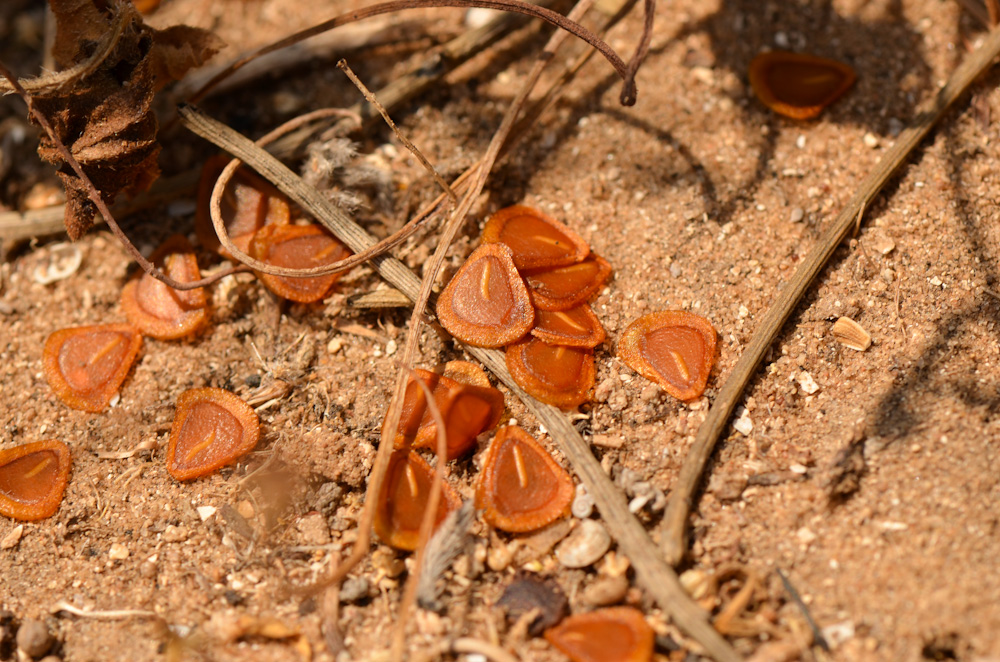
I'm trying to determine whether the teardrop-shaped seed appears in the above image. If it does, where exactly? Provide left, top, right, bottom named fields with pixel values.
left=506, top=337, right=594, bottom=409
left=748, top=51, right=856, bottom=120
left=0, top=440, right=71, bottom=521
left=437, top=243, right=534, bottom=347
left=544, top=607, right=654, bottom=662
left=618, top=310, right=717, bottom=401
left=374, top=450, right=460, bottom=551
left=43, top=323, right=143, bottom=412
left=475, top=425, right=573, bottom=533
left=166, top=388, right=260, bottom=481
left=195, top=155, right=291, bottom=258
left=480, top=205, right=590, bottom=270
left=249, top=223, right=352, bottom=303
left=121, top=234, right=209, bottom=340
left=530, top=304, right=606, bottom=348
left=523, top=254, right=612, bottom=312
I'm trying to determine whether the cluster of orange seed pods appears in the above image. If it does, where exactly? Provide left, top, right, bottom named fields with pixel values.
left=437, top=205, right=612, bottom=408
left=374, top=359, right=575, bottom=550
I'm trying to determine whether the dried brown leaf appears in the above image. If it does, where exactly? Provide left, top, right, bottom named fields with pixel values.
left=32, top=0, right=222, bottom=239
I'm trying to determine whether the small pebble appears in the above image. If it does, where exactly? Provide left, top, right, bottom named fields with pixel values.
left=862, top=132, right=880, bottom=148
left=581, top=574, right=629, bottom=607
left=555, top=520, right=611, bottom=569
left=295, top=512, right=331, bottom=546
left=163, top=525, right=189, bottom=543
left=733, top=408, right=753, bottom=436
left=17, top=620, right=54, bottom=658
left=789, top=207, right=805, bottom=223
left=339, top=576, right=370, bottom=604
left=108, top=543, right=129, bottom=560
left=795, top=371, right=820, bottom=395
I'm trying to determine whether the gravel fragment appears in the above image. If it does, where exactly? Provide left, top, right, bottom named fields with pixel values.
left=17, top=620, right=54, bottom=659
left=555, top=520, right=611, bottom=568
left=581, top=574, right=629, bottom=606
left=339, top=576, right=370, bottom=604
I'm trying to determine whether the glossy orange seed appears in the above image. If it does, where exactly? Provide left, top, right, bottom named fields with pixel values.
left=506, top=337, right=595, bottom=410
left=249, top=223, right=353, bottom=303
left=618, top=310, right=717, bottom=401
left=166, top=388, right=260, bottom=481
left=121, top=235, right=209, bottom=340
left=195, top=155, right=291, bottom=258
left=475, top=425, right=573, bottom=533
left=523, top=254, right=613, bottom=312
left=748, top=51, right=857, bottom=120
left=544, top=607, right=654, bottom=662
left=386, top=369, right=504, bottom=459
left=530, top=303, right=606, bottom=348
left=374, top=450, right=461, bottom=551
left=480, top=205, right=590, bottom=270
left=0, top=440, right=71, bottom=521
left=43, top=323, right=143, bottom=412
left=437, top=243, right=535, bottom=347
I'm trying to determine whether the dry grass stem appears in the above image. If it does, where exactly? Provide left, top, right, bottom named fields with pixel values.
left=659, top=22, right=1000, bottom=568
left=337, top=59, right=458, bottom=203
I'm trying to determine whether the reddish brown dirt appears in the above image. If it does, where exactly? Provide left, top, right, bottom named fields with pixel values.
left=2, top=0, right=1000, bottom=661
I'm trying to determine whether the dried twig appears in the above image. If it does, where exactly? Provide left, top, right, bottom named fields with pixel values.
left=184, top=0, right=638, bottom=106
left=52, top=601, right=159, bottom=621
left=659, top=23, right=1000, bottom=567
left=776, top=569, right=830, bottom=652
left=0, top=61, right=241, bottom=290
left=179, top=104, right=740, bottom=662
left=337, top=59, right=458, bottom=203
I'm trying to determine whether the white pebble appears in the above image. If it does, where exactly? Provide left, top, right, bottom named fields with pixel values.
left=733, top=409, right=753, bottom=436
left=795, top=371, right=820, bottom=394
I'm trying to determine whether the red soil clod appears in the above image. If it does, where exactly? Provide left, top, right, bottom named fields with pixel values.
left=480, top=205, right=590, bottom=270
left=166, top=388, right=261, bottom=481
left=748, top=51, right=857, bottom=120
left=523, top=254, right=613, bottom=312
left=43, top=323, right=143, bottom=412
left=195, top=155, right=291, bottom=258
left=544, top=606, right=655, bottom=662
left=248, top=223, right=353, bottom=303
left=530, top=303, right=606, bottom=348
left=121, top=234, right=209, bottom=340
left=436, top=243, right=535, bottom=347
left=618, top=310, right=718, bottom=402
left=0, top=440, right=72, bottom=521
left=475, top=425, right=573, bottom=533
left=506, top=337, right=595, bottom=410
left=374, top=449, right=461, bottom=551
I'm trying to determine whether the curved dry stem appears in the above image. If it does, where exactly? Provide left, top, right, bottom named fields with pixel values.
left=208, top=108, right=439, bottom=279
left=0, top=0, right=129, bottom=94
left=390, top=367, right=450, bottom=661
left=185, top=0, right=637, bottom=106
left=659, top=22, right=1000, bottom=567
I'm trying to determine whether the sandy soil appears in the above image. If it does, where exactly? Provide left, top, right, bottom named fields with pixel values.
left=2, top=0, right=1000, bottom=660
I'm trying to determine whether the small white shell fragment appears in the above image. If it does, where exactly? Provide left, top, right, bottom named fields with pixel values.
left=1, top=524, right=24, bottom=550
left=32, top=242, right=83, bottom=285
left=831, top=317, right=872, bottom=351
left=571, top=483, right=595, bottom=519
left=795, top=371, right=820, bottom=395
left=555, top=519, right=611, bottom=569
left=733, top=407, right=753, bottom=436
left=197, top=506, right=217, bottom=521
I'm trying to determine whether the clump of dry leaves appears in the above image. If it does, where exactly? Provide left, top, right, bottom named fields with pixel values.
left=22, top=0, right=222, bottom=239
